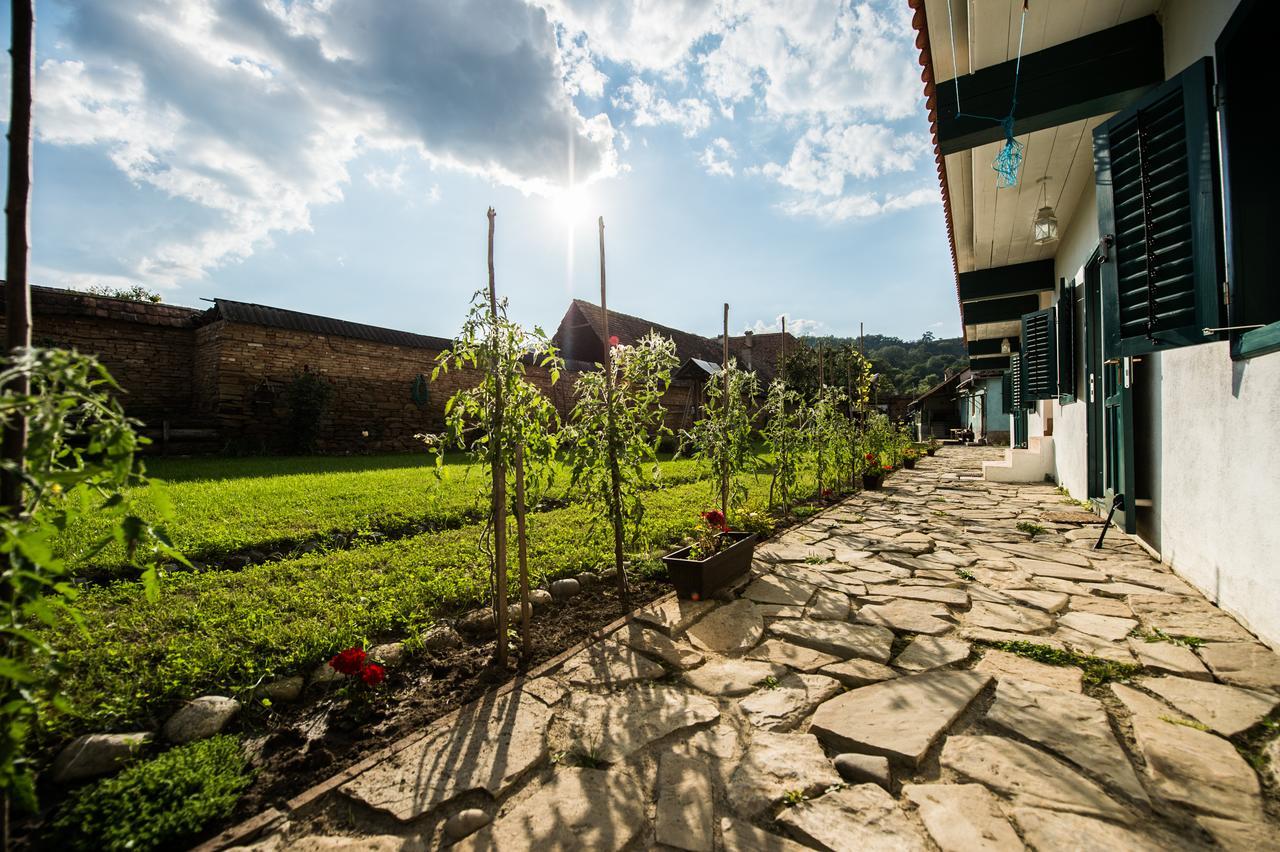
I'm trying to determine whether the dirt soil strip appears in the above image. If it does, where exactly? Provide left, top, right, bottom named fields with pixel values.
left=193, top=591, right=681, bottom=852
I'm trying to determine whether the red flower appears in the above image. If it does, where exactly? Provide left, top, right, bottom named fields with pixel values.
left=360, top=663, right=386, bottom=687
left=701, top=510, right=728, bottom=532
left=329, top=646, right=367, bottom=676
left=882, top=463, right=893, bottom=471
left=609, top=335, right=620, bottom=346
left=864, top=452, right=876, bottom=462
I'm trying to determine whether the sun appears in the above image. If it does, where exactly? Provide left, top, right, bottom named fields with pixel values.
left=549, top=184, right=592, bottom=226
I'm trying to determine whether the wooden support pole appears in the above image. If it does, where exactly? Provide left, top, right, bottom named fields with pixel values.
left=721, top=302, right=729, bottom=520
left=816, top=343, right=824, bottom=499
left=486, top=207, right=509, bottom=668
left=514, top=445, right=531, bottom=656
left=599, top=217, right=629, bottom=601
left=779, top=317, right=788, bottom=514
left=2, top=0, right=34, bottom=518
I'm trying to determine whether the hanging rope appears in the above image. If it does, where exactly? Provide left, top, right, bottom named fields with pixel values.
left=946, top=0, right=1030, bottom=188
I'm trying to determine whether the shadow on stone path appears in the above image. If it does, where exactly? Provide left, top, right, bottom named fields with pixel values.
left=226, top=447, right=1280, bottom=852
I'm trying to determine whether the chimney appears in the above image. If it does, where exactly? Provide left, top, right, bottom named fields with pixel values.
left=742, top=330, right=753, bottom=369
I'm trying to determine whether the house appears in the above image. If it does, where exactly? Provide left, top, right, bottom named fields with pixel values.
left=908, top=370, right=962, bottom=440
left=909, top=0, right=1278, bottom=645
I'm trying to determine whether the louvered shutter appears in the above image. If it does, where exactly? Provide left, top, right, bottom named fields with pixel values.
left=1020, top=309, right=1057, bottom=401
left=1093, top=57, right=1223, bottom=356
left=1001, top=370, right=1014, bottom=414
left=1008, top=354, right=1029, bottom=410
left=1056, top=281, right=1076, bottom=401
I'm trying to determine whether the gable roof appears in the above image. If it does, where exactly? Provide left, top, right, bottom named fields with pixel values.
left=727, top=331, right=798, bottom=383
left=208, top=299, right=453, bottom=351
left=556, top=299, right=722, bottom=365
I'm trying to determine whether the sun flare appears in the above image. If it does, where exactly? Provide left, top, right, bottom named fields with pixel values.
left=549, top=184, right=592, bottom=226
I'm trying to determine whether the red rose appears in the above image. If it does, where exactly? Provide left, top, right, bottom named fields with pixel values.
left=864, top=453, right=876, bottom=462
left=329, top=646, right=367, bottom=676
left=701, top=509, right=728, bottom=532
left=360, top=663, right=385, bottom=687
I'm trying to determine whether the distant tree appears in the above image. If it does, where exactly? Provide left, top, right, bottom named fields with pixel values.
left=84, top=284, right=162, bottom=303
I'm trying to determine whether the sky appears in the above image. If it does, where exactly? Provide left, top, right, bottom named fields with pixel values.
left=3, top=0, right=958, bottom=342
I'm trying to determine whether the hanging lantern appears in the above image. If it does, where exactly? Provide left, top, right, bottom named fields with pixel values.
left=1032, top=176, right=1058, bottom=245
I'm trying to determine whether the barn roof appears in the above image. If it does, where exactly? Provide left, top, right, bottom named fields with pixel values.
left=208, top=299, right=454, bottom=351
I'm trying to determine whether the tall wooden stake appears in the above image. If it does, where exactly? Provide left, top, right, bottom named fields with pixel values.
left=720, top=303, right=730, bottom=520
left=817, top=343, right=825, bottom=499
left=486, top=208, right=509, bottom=668
left=779, top=318, right=788, bottom=514
left=2, top=0, right=34, bottom=519
left=599, top=217, right=629, bottom=601
left=514, top=445, right=531, bottom=656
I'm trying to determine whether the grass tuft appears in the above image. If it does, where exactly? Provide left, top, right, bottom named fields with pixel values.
left=985, top=640, right=1142, bottom=686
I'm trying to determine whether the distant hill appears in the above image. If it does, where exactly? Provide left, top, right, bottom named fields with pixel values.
left=783, top=332, right=966, bottom=399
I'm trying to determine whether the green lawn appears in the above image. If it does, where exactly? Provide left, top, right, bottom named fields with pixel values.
left=46, top=451, right=836, bottom=734
left=56, top=451, right=708, bottom=577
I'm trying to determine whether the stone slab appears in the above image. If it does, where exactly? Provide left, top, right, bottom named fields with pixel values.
left=805, top=588, right=851, bottom=621
left=559, top=684, right=720, bottom=763
left=739, top=672, right=841, bottom=731
left=867, top=585, right=969, bottom=607
left=857, top=599, right=954, bottom=636
left=682, top=658, right=786, bottom=697
left=974, top=649, right=1083, bottom=692
left=746, top=639, right=842, bottom=672
left=1196, top=817, right=1280, bottom=852
left=818, top=658, right=900, bottom=688
left=560, top=640, right=666, bottom=688
left=618, top=623, right=704, bottom=670
left=1057, top=611, right=1137, bottom=642
left=686, top=599, right=764, bottom=657
left=1004, top=589, right=1069, bottom=613
left=768, top=619, right=894, bottom=662
left=454, top=768, right=645, bottom=852
left=963, top=601, right=1055, bottom=634
left=902, top=784, right=1023, bottom=852
left=633, top=596, right=716, bottom=637
left=1198, top=642, right=1280, bottom=694
left=776, top=784, right=930, bottom=852
left=342, top=691, right=550, bottom=820
left=1138, top=675, right=1278, bottom=736
left=1010, top=558, right=1106, bottom=582
left=1131, top=715, right=1265, bottom=822
left=985, top=678, right=1148, bottom=803
left=1127, top=594, right=1255, bottom=643
left=1126, top=638, right=1210, bottom=681
left=809, top=670, right=991, bottom=766
left=891, top=636, right=971, bottom=672
left=720, top=818, right=810, bottom=852
left=939, top=735, right=1127, bottom=820
left=1108, top=682, right=1190, bottom=722
left=1011, top=808, right=1167, bottom=852
left=656, top=752, right=713, bottom=851
left=744, top=575, right=816, bottom=607
left=728, top=731, right=841, bottom=818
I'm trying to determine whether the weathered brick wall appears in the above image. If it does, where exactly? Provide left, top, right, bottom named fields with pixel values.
left=0, top=285, right=201, bottom=426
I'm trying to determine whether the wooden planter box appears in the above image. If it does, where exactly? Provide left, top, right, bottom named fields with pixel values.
left=663, top=531, right=757, bottom=600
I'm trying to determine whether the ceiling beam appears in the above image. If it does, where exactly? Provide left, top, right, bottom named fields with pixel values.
left=969, top=337, right=1019, bottom=357
left=936, top=16, right=1163, bottom=156
left=959, top=259, right=1054, bottom=302
left=962, top=293, right=1040, bottom=326
left=966, top=355, right=1011, bottom=371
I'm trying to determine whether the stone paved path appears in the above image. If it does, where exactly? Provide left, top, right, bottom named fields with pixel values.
left=236, top=448, right=1280, bottom=851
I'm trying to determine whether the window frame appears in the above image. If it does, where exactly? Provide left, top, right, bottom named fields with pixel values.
left=1020, top=308, right=1058, bottom=402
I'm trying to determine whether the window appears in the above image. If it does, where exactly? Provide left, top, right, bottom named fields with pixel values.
left=1056, top=279, right=1077, bottom=401
left=1020, top=308, right=1057, bottom=401
left=1001, top=370, right=1014, bottom=415
left=1093, top=57, right=1223, bottom=357
left=1217, top=0, right=1279, bottom=358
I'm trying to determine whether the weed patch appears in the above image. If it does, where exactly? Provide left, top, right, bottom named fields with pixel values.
left=983, top=640, right=1141, bottom=687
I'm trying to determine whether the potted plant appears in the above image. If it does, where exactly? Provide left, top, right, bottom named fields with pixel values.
left=903, top=448, right=919, bottom=469
left=663, top=510, right=757, bottom=599
left=926, top=437, right=940, bottom=456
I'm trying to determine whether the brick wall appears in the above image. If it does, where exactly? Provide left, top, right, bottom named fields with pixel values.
left=0, top=285, right=201, bottom=426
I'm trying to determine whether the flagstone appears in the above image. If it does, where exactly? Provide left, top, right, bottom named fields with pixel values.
left=682, top=658, right=787, bottom=697
left=867, top=585, right=969, bottom=607
left=1131, top=715, right=1265, bottom=822
left=891, top=636, right=970, bottom=672
left=769, top=619, right=894, bottom=662
left=902, top=784, right=1023, bottom=852
left=720, top=819, right=810, bottom=852
left=1128, top=594, right=1256, bottom=643
left=617, top=623, right=704, bottom=670
left=739, top=672, right=841, bottom=731
left=974, top=648, right=1083, bottom=692
left=727, top=731, right=841, bottom=818
left=985, top=678, right=1148, bottom=803
left=1067, top=594, right=1133, bottom=616
left=1004, top=589, right=1068, bottom=613
left=1126, top=638, right=1210, bottom=680
left=453, top=768, right=645, bottom=852
left=1011, top=558, right=1107, bottom=582
left=818, top=658, right=900, bottom=688
left=1104, top=564, right=1196, bottom=595
left=1057, top=611, right=1137, bottom=642
left=746, top=639, right=842, bottom=672
left=341, top=691, right=550, bottom=820
left=1108, top=682, right=1191, bottom=722
left=1049, top=627, right=1136, bottom=664
left=959, top=626, right=1068, bottom=650
left=1198, top=642, right=1280, bottom=694
left=776, top=784, right=930, bottom=852
left=560, top=641, right=666, bottom=688
left=634, top=596, right=716, bottom=637
left=559, top=684, right=720, bottom=763
left=963, top=600, right=1055, bottom=634
left=1195, top=817, right=1280, bottom=852
left=1010, top=808, right=1168, bottom=852
left=1138, top=675, right=1278, bottom=736
left=939, top=735, right=1127, bottom=820
left=744, top=575, right=817, bottom=607
left=857, top=599, right=954, bottom=636
left=686, top=599, right=764, bottom=657
left=993, top=543, right=1093, bottom=567
left=805, top=588, right=851, bottom=621
left=656, top=752, right=714, bottom=852
left=809, top=670, right=990, bottom=766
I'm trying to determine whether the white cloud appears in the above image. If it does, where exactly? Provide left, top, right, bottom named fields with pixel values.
left=364, top=164, right=407, bottom=191
left=612, top=77, right=711, bottom=137
left=776, top=185, right=937, bottom=222
left=700, top=137, right=736, bottom=177
left=751, top=314, right=827, bottom=336
left=37, top=0, right=618, bottom=288
left=541, top=0, right=717, bottom=72
left=763, top=123, right=927, bottom=196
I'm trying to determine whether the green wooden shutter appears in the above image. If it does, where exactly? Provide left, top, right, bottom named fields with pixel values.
left=1057, top=280, right=1076, bottom=401
left=1001, top=370, right=1014, bottom=415
left=1008, top=353, right=1030, bottom=410
left=1020, top=308, right=1057, bottom=401
left=1093, top=57, right=1223, bottom=356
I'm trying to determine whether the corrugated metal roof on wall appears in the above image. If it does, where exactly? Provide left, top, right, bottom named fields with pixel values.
left=210, top=299, right=454, bottom=351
